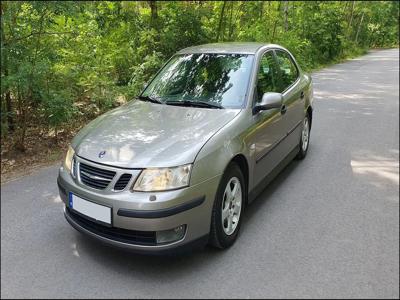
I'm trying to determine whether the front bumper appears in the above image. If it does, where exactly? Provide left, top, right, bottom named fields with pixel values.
left=58, top=162, right=221, bottom=254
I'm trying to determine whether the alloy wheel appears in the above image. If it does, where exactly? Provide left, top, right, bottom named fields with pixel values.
left=221, top=177, right=242, bottom=236
left=302, top=117, right=309, bottom=152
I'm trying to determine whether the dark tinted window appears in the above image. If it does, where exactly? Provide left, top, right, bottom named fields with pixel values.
left=142, top=53, right=254, bottom=108
left=256, top=51, right=280, bottom=102
left=275, top=50, right=298, bottom=92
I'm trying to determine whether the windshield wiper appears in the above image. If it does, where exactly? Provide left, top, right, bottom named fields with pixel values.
left=138, top=95, right=163, bottom=104
left=166, top=100, right=224, bottom=109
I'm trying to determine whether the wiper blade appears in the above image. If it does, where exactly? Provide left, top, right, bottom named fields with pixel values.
left=166, top=100, right=223, bottom=109
left=138, top=95, right=163, bottom=104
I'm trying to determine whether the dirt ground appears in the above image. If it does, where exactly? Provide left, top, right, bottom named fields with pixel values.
left=1, top=126, right=78, bottom=184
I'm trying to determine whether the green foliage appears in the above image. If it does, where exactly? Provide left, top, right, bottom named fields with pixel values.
left=40, top=90, right=76, bottom=128
left=1, top=1, right=399, bottom=149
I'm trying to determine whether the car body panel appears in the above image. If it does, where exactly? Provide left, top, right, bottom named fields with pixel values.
left=72, top=100, right=240, bottom=169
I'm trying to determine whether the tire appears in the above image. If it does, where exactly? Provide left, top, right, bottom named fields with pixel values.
left=296, top=114, right=311, bottom=160
left=209, top=162, right=245, bottom=249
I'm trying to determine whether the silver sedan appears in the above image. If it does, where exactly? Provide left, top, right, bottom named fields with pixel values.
left=57, top=42, right=314, bottom=254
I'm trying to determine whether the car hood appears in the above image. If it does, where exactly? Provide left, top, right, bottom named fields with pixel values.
left=72, top=100, right=240, bottom=168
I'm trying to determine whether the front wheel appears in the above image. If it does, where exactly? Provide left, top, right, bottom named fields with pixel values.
left=209, top=162, right=245, bottom=249
left=296, top=115, right=310, bottom=160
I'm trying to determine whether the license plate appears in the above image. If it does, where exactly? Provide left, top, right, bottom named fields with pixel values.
left=69, top=193, right=111, bottom=225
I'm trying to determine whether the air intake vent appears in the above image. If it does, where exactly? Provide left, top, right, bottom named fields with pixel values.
left=79, top=163, right=116, bottom=190
left=114, top=173, right=132, bottom=191
left=66, top=208, right=157, bottom=245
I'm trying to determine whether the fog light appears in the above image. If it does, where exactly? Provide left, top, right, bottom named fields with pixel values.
left=156, top=225, right=186, bottom=244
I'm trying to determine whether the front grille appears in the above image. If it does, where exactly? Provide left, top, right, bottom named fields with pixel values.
left=114, top=173, right=132, bottom=191
left=66, top=208, right=157, bottom=246
left=79, top=162, right=116, bottom=190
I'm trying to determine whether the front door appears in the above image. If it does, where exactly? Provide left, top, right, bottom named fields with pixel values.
left=274, top=49, right=305, bottom=149
left=251, top=50, right=288, bottom=187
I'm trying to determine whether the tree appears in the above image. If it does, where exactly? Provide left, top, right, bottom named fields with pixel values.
left=1, top=0, right=398, bottom=151
left=216, top=1, right=227, bottom=42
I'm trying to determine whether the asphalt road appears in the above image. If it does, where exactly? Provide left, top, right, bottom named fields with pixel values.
left=1, top=49, right=399, bottom=299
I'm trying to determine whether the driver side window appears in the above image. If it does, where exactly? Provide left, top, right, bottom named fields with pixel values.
left=256, top=51, right=280, bottom=103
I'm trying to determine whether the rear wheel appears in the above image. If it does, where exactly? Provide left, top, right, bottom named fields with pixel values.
left=296, top=115, right=310, bottom=160
left=209, top=162, right=245, bottom=249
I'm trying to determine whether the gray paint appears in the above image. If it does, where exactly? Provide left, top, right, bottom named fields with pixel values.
left=72, top=100, right=240, bottom=168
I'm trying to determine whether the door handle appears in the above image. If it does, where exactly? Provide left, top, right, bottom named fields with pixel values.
left=300, top=91, right=305, bottom=99
left=281, top=104, right=287, bottom=115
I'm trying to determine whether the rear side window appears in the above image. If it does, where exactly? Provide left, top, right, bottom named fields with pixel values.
left=256, top=51, right=280, bottom=102
left=275, top=50, right=299, bottom=92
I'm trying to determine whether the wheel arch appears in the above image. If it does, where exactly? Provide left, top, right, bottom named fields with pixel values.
left=229, top=154, right=250, bottom=205
left=307, top=106, right=313, bottom=129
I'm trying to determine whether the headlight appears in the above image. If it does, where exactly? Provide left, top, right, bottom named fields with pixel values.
left=64, top=145, right=75, bottom=173
left=133, top=164, right=192, bottom=192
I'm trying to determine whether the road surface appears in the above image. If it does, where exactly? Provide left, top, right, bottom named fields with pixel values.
left=1, top=49, right=399, bottom=298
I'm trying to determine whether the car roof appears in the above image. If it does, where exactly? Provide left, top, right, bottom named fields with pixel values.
left=177, top=42, right=285, bottom=55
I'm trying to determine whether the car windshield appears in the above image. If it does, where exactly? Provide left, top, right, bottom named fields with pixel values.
left=141, top=53, right=254, bottom=109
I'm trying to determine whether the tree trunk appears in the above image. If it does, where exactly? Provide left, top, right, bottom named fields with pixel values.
left=259, top=1, right=264, bottom=19
left=266, top=1, right=271, bottom=39
left=271, top=20, right=278, bottom=42
left=15, top=7, right=46, bottom=151
left=5, top=88, right=13, bottom=132
left=355, top=11, right=365, bottom=44
left=216, top=1, right=227, bottom=42
left=230, top=2, right=241, bottom=41
left=0, top=2, right=14, bottom=132
left=16, top=97, right=28, bottom=152
left=148, top=1, right=157, bottom=28
left=283, top=0, right=289, bottom=32
left=348, top=1, right=356, bottom=29
left=342, top=1, right=349, bottom=16
left=228, top=1, right=234, bottom=40
left=271, top=2, right=281, bottom=42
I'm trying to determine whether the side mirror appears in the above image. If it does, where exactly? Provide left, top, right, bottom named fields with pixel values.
left=253, top=92, right=283, bottom=114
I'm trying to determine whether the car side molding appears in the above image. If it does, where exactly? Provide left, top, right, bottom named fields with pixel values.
left=117, top=196, right=206, bottom=219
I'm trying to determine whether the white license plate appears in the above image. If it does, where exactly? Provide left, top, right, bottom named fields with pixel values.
left=69, top=193, right=111, bottom=224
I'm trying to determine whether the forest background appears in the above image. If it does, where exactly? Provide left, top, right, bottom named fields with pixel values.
left=1, top=1, right=398, bottom=177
